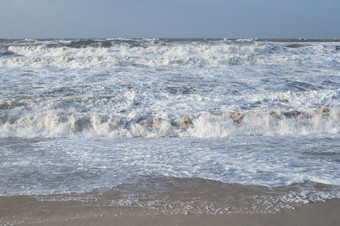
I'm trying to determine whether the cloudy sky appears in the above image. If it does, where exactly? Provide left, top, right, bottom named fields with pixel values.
left=1, top=0, right=339, bottom=38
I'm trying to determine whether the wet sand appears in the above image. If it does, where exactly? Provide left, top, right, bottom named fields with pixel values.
left=1, top=196, right=339, bottom=226
left=1, top=178, right=339, bottom=225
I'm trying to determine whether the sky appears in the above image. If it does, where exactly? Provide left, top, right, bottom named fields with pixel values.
left=1, top=0, right=339, bottom=39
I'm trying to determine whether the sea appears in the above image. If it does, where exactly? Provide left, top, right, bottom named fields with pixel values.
left=1, top=38, right=340, bottom=213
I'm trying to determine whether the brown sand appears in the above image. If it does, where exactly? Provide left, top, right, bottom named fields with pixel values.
left=1, top=178, right=339, bottom=226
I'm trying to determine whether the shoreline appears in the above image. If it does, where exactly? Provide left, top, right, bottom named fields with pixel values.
left=1, top=196, right=339, bottom=226
left=1, top=178, right=339, bottom=225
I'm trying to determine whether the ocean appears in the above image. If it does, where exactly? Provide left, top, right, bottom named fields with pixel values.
left=1, top=38, right=339, bottom=214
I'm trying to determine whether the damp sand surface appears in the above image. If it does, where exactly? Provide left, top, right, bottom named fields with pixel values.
left=1, top=178, right=340, bottom=226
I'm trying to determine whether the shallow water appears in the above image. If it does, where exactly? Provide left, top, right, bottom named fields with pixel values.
left=1, top=136, right=339, bottom=201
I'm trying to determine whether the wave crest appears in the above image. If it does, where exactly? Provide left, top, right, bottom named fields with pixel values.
left=1, top=105, right=339, bottom=138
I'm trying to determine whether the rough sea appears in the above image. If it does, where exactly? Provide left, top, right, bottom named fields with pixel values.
left=1, top=38, right=339, bottom=211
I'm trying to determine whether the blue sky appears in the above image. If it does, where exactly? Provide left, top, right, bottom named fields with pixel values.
left=1, top=0, right=339, bottom=38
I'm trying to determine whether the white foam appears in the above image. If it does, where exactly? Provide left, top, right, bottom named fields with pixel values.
left=0, top=89, right=339, bottom=138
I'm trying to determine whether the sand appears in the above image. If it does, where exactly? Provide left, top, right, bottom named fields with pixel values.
left=1, top=178, right=339, bottom=226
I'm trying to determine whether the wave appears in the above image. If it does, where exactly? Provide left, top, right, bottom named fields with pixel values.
left=1, top=100, right=339, bottom=138
left=0, top=46, right=17, bottom=56
left=1, top=39, right=339, bottom=68
left=1, top=39, right=339, bottom=138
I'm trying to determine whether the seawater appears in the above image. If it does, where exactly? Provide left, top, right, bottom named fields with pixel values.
left=0, top=39, right=339, bottom=204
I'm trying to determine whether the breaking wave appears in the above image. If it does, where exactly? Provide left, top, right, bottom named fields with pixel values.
left=1, top=99, right=339, bottom=138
